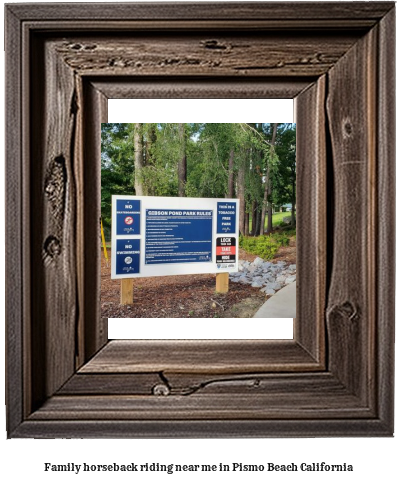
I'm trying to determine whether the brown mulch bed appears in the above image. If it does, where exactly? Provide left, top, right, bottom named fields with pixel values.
left=271, top=238, right=297, bottom=265
left=101, top=239, right=296, bottom=319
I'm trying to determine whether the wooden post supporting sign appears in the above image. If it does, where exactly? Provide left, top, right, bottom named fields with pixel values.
left=216, top=272, right=229, bottom=293
left=121, top=279, right=134, bottom=305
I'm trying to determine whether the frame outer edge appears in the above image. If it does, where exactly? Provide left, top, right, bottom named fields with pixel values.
left=6, top=2, right=395, bottom=22
left=5, top=2, right=396, bottom=438
left=5, top=6, right=24, bottom=437
left=12, top=418, right=393, bottom=439
left=377, top=7, right=395, bottom=433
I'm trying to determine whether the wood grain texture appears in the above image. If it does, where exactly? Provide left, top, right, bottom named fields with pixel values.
left=215, top=273, right=229, bottom=293
left=80, top=340, right=321, bottom=374
left=92, top=79, right=311, bottom=100
left=5, top=2, right=395, bottom=438
left=53, top=33, right=360, bottom=78
left=376, top=7, right=395, bottom=432
left=81, top=81, right=108, bottom=361
left=120, top=279, right=134, bottom=305
left=30, top=37, right=79, bottom=408
left=13, top=418, right=391, bottom=439
left=326, top=27, right=377, bottom=405
left=58, top=372, right=162, bottom=396
left=295, top=76, right=326, bottom=364
left=7, top=2, right=394, bottom=22
left=61, top=371, right=351, bottom=397
left=29, top=393, right=371, bottom=421
left=35, top=371, right=374, bottom=421
left=5, top=6, right=24, bottom=436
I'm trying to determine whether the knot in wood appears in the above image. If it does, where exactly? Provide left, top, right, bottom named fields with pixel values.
left=152, top=383, right=170, bottom=396
left=45, top=181, right=56, bottom=196
left=342, top=119, right=353, bottom=137
left=339, top=301, right=358, bottom=321
left=201, top=40, right=227, bottom=50
left=44, top=236, right=61, bottom=258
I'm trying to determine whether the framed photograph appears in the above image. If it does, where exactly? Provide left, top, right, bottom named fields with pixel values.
left=5, top=2, right=395, bottom=437
left=102, top=111, right=297, bottom=337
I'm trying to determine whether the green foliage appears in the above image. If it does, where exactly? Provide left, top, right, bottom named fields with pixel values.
left=239, top=230, right=294, bottom=260
left=239, top=235, right=279, bottom=260
left=187, top=123, right=247, bottom=198
left=101, top=122, right=296, bottom=235
left=272, top=211, right=293, bottom=227
left=101, top=123, right=135, bottom=231
left=271, top=124, right=296, bottom=209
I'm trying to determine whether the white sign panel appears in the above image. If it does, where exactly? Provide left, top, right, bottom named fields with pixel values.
left=111, top=196, right=239, bottom=279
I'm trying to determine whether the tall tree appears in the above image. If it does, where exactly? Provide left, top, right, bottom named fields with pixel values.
left=237, top=160, right=246, bottom=235
left=178, top=123, right=187, bottom=197
left=272, top=123, right=296, bottom=227
left=134, top=123, right=145, bottom=196
left=101, top=122, right=295, bottom=237
left=267, top=123, right=278, bottom=234
left=227, top=149, right=235, bottom=198
left=101, top=123, right=134, bottom=236
left=260, top=123, right=278, bottom=234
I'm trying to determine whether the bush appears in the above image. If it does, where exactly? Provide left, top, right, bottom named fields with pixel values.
left=239, top=230, right=294, bottom=260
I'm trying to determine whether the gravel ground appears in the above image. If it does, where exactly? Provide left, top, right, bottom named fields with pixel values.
left=101, top=241, right=296, bottom=319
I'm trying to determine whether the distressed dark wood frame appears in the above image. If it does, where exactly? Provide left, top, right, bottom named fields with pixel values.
left=5, top=2, right=395, bottom=438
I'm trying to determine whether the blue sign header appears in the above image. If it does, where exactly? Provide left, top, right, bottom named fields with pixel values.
left=217, top=202, right=236, bottom=234
left=115, top=239, right=140, bottom=275
left=116, top=199, right=141, bottom=235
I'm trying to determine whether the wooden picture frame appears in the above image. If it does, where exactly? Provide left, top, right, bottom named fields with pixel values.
left=5, top=2, right=395, bottom=438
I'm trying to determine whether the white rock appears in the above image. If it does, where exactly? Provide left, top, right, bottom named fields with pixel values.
left=267, top=282, right=282, bottom=291
left=253, top=257, right=264, bottom=266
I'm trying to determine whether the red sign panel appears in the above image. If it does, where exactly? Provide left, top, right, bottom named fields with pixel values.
left=216, top=237, right=236, bottom=264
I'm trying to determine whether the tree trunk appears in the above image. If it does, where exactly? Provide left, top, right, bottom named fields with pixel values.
left=260, top=188, right=267, bottom=235
left=251, top=200, right=257, bottom=235
left=291, top=176, right=296, bottom=227
left=267, top=192, right=273, bottom=234
left=266, top=123, right=278, bottom=234
left=260, top=123, right=278, bottom=235
left=244, top=211, right=249, bottom=236
left=178, top=123, right=187, bottom=197
left=146, top=124, right=157, bottom=165
left=237, top=162, right=246, bottom=235
left=134, top=123, right=145, bottom=196
left=227, top=150, right=235, bottom=198
left=145, top=124, right=157, bottom=194
left=255, top=205, right=262, bottom=236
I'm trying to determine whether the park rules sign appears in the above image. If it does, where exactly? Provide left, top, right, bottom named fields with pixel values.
left=111, top=196, right=239, bottom=279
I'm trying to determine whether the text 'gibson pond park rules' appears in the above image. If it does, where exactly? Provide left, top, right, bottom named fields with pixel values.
left=111, top=196, right=239, bottom=279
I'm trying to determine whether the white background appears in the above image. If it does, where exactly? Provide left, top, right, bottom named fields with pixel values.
left=1, top=1, right=398, bottom=486
left=108, top=112, right=294, bottom=339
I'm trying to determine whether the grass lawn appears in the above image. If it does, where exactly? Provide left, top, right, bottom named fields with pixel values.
left=272, top=211, right=293, bottom=226
left=249, top=211, right=293, bottom=232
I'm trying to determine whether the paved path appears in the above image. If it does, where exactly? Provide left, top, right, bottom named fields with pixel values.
left=253, top=282, right=296, bottom=318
